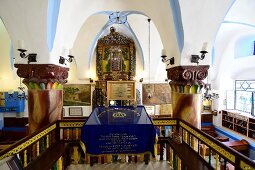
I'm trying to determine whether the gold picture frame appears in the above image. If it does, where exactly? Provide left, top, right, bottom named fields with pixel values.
left=107, top=81, right=136, bottom=101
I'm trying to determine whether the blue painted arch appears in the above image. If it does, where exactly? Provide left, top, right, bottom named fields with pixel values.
left=47, top=0, right=61, bottom=52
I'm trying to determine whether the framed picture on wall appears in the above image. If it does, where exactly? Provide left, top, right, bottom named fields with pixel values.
left=63, top=84, right=91, bottom=106
left=69, top=107, right=83, bottom=116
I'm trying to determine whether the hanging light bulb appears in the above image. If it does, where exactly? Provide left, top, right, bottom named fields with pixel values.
left=147, top=18, right=152, bottom=99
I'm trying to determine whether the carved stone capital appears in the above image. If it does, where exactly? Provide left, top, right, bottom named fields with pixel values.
left=14, top=64, right=69, bottom=84
left=166, top=65, right=209, bottom=86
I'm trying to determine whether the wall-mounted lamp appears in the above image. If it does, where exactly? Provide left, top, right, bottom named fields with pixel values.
left=59, top=55, right=74, bottom=65
left=203, top=83, right=219, bottom=100
left=17, top=40, right=37, bottom=64
left=161, top=49, right=174, bottom=65
left=89, top=78, right=94, bottom=83
left=191, top=42, right=208, bottom=64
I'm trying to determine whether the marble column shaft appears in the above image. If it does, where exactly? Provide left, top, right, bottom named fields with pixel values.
left=167, top=65, right=209, bottom=128
left=15, top=64, right=69, bottom=134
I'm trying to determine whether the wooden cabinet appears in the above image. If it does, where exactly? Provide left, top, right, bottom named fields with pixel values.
left=248, top=118, right=255, bottom=139
left=222, top=110, right=255, bottom=139
left=222, top=111, right=234, bottom=129
left=201, top=113, right=213, bottom=124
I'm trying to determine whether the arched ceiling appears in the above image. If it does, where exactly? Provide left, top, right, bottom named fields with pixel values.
left=211, top=0, right=255, bottom=90
left=1, top=0, right=249, bottom=84
left=224, top=0, right=255, bottom=25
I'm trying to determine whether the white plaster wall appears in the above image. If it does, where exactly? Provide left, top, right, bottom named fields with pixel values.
left=71, top=14, right=108, bottom=79
left=179, top=0, right=234, bottom=66
left=64, top=59, right=95, bottom=116
left=225, top=0, right=255, bottom=25
left=211, top=23, right=255, bottom=125
left=0, top=20, right=20, bottom=91
left=0, top=19, right=29, bottom=118
left=0, top=0, right=49, bottom=64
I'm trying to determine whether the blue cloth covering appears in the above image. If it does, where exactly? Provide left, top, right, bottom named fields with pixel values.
left=81, top=106, right=156, bottom=155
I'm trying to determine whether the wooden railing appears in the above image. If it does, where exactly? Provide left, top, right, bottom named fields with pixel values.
left=0, top=117, right=254, bottom=170
left=179, top=120, right=255, bottom=170
left=0, top=121, right=58, bottom=168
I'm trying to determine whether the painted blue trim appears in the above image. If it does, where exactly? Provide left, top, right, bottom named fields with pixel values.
left=214, top=126, right=240, bottom=140
left=9, top=41, right=14, bottom=70
left=214, top=126, right=255, bottom=150
left=169, top=0, right=184, bottom=52
left=211, top=47, right=215, bottom=65
left=253, top=41, right=255, bottom=55
left=87, top=21, right=112, bottom=68
left=223, top=0, right=237, bottom=20
left=201, top=122, right=213, bottom=126
left=87, top=11, right=148, bottom=69
left=87, top=21, right=145, bottom=69
left=222, top=21, right=255, bottom=28
left=124, top=22, right=144, bottom=69
left=93, top=11, right=148, bottom=18
left=47, top=0, right=61, bottom=52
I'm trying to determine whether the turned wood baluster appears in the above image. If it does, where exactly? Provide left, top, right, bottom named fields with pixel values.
left=215, top=154, right=219, bottom=170
left=46, top=134, right=49, bottom=148
left=75, top=128, right=79, bottom=140
left=177, top=157, right=181, bottom=170
left=36, top=141, right=40, bottom=156
left=23, top=149, right=27, bottom=167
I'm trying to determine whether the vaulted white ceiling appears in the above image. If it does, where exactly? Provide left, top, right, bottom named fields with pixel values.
left=0, top=0, right=254, bottom=86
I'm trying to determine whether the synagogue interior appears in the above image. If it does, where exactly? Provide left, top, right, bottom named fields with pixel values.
left=0, top=0, right=255, bottom=170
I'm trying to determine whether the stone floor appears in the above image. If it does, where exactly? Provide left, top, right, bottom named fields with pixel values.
left=66, top=161, right=171, bottom=170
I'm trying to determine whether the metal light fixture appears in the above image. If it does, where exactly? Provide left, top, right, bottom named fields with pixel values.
left=17, top=40, right=37, bottom=64
left=203, top=83, right=219, bottom=100
left=89, top=78, right=94, bottom=83
left=59, top=49, right=74, bottom=65
left=59, top=55, right=74, bottom=65
left=161, top=49, right=174, bottom=65
left=147, top=18, right=153, bottom=99
left=17, top=78, right=27, bottom=100
left=191, top=42, right=208, bottom=64
left=109, top=11, right=127, bottom=24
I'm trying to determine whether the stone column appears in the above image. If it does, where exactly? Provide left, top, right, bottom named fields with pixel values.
left=15, top=64, right=69, bottom=134
left=167, top=66, right=209, bottom=128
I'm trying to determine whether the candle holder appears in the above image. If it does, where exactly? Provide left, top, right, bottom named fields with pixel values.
left=59, top=55, right=74, bottom=65
left=161, top=55, right=175, bottom=65
left=191, top=50, right=208, bottom=64
left=17, top=48, right=37, bottom=64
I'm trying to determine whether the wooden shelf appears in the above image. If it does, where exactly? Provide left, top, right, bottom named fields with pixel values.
left=222, top=120, right=233, bottom=124
left=222, top=110, right=255, bottom=138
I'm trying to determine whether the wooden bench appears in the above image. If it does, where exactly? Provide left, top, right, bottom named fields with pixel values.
left=222, top=139, right=249, bottom=156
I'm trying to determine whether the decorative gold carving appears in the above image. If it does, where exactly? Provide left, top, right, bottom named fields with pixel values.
left=96, top=27, right=136, bottom=81
left=59, top=122, right=84, bottom=128
left=240, top=160, right=255, bottom=170
left=153, top=120, right=177, bottom=126
left=112, top=112, right=126, bottom=118
left=179, top=122, right=235, bottom=163
left=0, top=124, right=56, bottom=160
left=98, top=27, right=134, bottom=46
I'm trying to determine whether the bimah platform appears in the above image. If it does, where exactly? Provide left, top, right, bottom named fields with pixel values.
left=81, top=106, right=156, bottom=157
